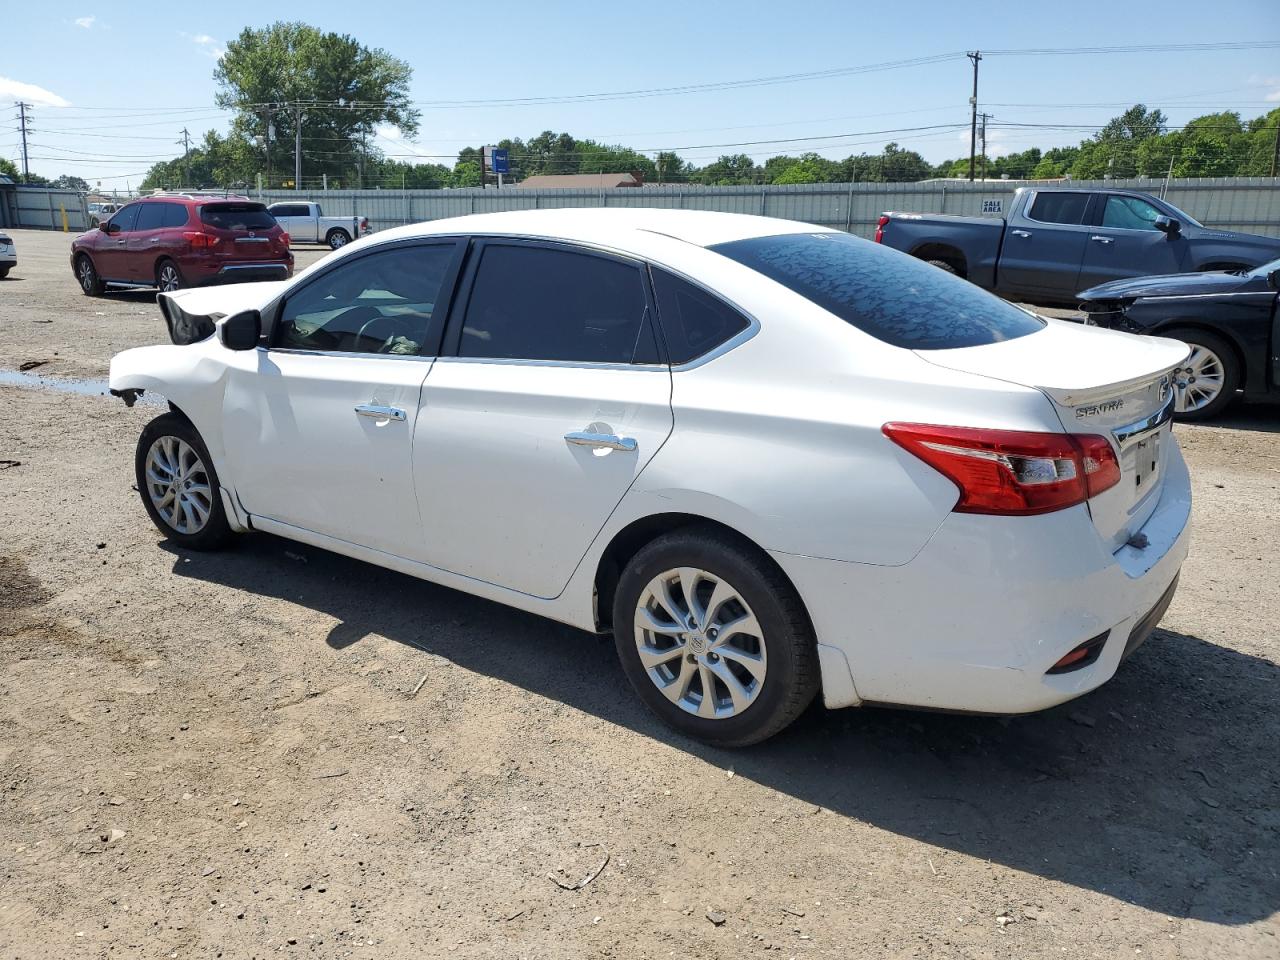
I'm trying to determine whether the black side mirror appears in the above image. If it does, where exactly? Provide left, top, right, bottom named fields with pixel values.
left=217, top=309, right=262, bottom=351
left=1154, top=215, right=1181, bottom=237
left=100, top=221, right=117, bottom=234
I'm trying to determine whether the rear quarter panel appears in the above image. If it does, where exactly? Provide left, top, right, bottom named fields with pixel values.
left=881, top=213, right=1004, bottom=289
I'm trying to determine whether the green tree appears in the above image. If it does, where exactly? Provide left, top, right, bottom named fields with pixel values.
left=1070, top=104, right=1166, bottom=179
left=0, top=158, right=19, bottom=179
left=697, top=154, right=760, bottom=185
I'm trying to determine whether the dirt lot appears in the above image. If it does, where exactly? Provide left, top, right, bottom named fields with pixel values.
left=1, top=227, right=1278, bottom=959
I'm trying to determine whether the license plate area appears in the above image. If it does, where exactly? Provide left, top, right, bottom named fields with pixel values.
left=1127, top=429, right=1163, bottom=496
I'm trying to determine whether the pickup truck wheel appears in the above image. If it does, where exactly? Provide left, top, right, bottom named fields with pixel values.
left=1165, top=329, right=1239, bottom=421
left=156, top=259, right=184, bottom=292
left=326, top=228, right=351, bottom=250
left=76, top=254, right=105, bottom=296
left=925, top=258, right=957, bottom=275
left=0, top=267, right=9, bottom=280
left=135, top=414, right=232, bottom=550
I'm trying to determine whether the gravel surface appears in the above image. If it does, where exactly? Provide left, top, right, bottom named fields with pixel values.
left=1, top=228, right=1278, bottom=958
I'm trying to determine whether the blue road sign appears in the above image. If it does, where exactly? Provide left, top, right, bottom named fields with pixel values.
left=491, top=148, right=510, bottom=174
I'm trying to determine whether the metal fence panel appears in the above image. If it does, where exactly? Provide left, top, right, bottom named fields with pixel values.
left=10, top=188, right=90, bottom=231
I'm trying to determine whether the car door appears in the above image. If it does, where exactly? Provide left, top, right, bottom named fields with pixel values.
left=413, top=239, right=674, bottom=599
left=269, top=203, right=311, bottom=242
left=126, top=202, right=170, bottom=282
left=996, top=191, right=1095, bottom=300
left=221, top=239, right=465, bottom=558
left=95, top=202, right=140, bottom=280
left=1076, top=194, right=1188, bottom=290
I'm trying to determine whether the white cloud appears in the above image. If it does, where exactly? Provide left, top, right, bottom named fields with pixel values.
left=181, top=31, right=225, bottom=60
left=1266, top=89, right=1280, bottom=103
left=74, top=15, right=95, bottom=28
left=0, top=76, right=70, bottom=108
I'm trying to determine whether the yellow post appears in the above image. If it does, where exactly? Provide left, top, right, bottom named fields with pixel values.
left=60, top=205, right=69, bottom=232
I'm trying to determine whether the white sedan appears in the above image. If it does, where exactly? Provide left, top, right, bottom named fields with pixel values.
left=0, top=231, right=16, bottom=278
left=109, top=209, right=1192, bottom=746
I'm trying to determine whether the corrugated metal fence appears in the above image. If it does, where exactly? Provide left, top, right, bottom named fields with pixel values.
left=257, top=177, right=1280, bottom=239
left=3, top=187, right=90, bottom=231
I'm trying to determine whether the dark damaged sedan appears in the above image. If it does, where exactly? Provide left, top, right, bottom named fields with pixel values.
left=1079, top=259, right=1280, bottom=421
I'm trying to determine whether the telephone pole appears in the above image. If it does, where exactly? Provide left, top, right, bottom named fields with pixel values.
left=978, top=112, right=992, bottom=181
left=967, top=51, right=982, bottom=182
left=294, top=101, right=304, bottom=192
left=178, top=127, right=191, bottom=186
left=16, top=101, right=32, bottom=182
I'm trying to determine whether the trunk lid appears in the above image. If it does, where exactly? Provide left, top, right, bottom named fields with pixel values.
left=917, top=318, right=1189, bottom=551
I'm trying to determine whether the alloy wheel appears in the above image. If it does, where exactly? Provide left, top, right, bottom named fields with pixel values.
left=1173, top=344, right=1225, bottom=413
left=634, top=567, right=767, bottom=719
left=158, top=263, right=181, bottom=292
left=144, top=436, right=213, bottom=534
left=78, top=258, right=96, bottom=292
left=329, top=232, right=348, bottom=249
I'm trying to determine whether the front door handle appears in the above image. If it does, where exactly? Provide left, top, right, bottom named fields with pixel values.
left=355, top=403, right=406, bottom=422
left=1090, top=235, right=1114, bottom=244
left=1010, top=229, right=1031, bottom=238
left=564, top=431, right=637, bottom=452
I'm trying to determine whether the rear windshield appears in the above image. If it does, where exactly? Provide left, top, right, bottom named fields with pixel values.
left=711, top=232, right=1044, bottom=350
left=199, top=203, right=276, bottom=231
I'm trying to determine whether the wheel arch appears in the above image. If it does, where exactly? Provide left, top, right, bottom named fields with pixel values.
left=909, top=242, right=968, bottom=277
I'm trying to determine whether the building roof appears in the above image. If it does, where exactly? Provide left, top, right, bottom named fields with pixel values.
left=514, top=173, right=642, bottom=190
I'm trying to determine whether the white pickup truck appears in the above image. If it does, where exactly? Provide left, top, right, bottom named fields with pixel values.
left=267, top=201, right=370, bottom=250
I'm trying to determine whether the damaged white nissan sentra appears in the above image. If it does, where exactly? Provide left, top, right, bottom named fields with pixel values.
left=109, top=209, right=1191, bottom=746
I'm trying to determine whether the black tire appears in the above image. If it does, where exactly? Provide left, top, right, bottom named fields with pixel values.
left=135, top=413, right=233, bottom=550
left=925, top=258, right=957, bottom=274
left=156, top=259, right=184, bottom=292
left=1164, top=328, right=1240, bottom=422
left=612, top=525, right=819, bottom=747
left=0, top=266, right=9, bottom=279
left=76, top=254, right=104, bottom=296
left=326, top=228, right=351, bottom=250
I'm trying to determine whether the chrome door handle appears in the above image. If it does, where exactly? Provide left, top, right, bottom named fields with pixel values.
left=564, top=431, right=637, bottom=452
left=1090, top=235, right=1114, bottom=244
left=355, top=403, right=406, bottom=422
left=1010, top=229, right=1031, bottom=238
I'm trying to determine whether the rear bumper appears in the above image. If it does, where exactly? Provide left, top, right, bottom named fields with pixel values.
left=200, top=262, right=293, bottom=285
left=772, top=435, right=1193, bottom=714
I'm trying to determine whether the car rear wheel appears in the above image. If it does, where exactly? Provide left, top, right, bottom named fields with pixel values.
left=135, top=413, right=232, bottom=550
left=156, top=259, right=183, bottom=292
left=926, top=258, right=957, bottom=274
left=612, top=526, right=819, bottom=747
left=326, top=228, right=351, bottom=250
left=76, top=254, right=104, bottom=296
left=1166, top=329, right=1239, bottom=421
left=0, top=267, right=9, bottom=279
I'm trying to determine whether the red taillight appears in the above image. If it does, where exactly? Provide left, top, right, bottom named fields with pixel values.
left=280, top=231, right=291, bottom=248
left=360, top=217, right=369, bottom=232
left=874, top=215, right=890, bottom=243
left=882, top=423, right=1121, bottom=516
left=182, top=231, right=219, bottom=250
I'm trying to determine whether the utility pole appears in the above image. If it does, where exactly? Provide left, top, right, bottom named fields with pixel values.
left=178, top=127, right=191, bottom=186
left=16, top=101, right=32, bottom=182
left=294, top=101, right=304, bottom=192
left=978, top=113, right=991, bottom=181
left=967, top=51, right=982, bottom=182
left=1271, top=120, right=1279, bottom=178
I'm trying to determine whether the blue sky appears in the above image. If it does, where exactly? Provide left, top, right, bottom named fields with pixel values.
left=2, top=0, right=1278, bottom=185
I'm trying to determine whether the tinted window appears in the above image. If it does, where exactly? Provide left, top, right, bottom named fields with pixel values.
left=459, top=245, right=651, bottom=364
left=272, top=204, right=308, bottom=217
left=1103, top=196, right=1163, bottom=231
left=161, top=203, right=190, bottom=228
left=651, top=268, right=750, bottom=364
left=277, top=244, right=456, bottom=355
left=200, top=203, right=276, bottom=231
left=1027, top=192, right=1089, bottom=225
left=712, top=232, right=1044, bottom=350
left=135, top=203, right=167, bottom=231
left=108, top=204, right=140, bottom=233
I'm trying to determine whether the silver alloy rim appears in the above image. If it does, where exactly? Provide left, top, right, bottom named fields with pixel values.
left=144, top=436, right=212, bottom=534
left=634, top=568, right=767, bottom=719
left=79, top=258, right=95, bottom=291
left=159, top=264, right=180, bottom=292
left=330, top=232, right=348, bottom=248
left=1173, top=344, right=1225, bottom=413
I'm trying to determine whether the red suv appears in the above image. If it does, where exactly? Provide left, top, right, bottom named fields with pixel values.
left=71, top=194, right=293, bottom=295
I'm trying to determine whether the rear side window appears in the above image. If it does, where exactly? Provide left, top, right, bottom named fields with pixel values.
left=200, top=203, right=276, bottom=231
left=458, top=244, right=654, bottom=364
left=162, top=203, right=190, bottom=228
left=711, top=232, right=1043, bottom=350
left=135, top=203, right=166, bottom=231
left=1027, top=192, right=1089, bottom=225
left=651, top=268, right=750, bottom=364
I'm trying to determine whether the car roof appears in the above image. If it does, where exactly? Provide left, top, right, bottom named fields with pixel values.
left=373, top=208, right=825, bottom=251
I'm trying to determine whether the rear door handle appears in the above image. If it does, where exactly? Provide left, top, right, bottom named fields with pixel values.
left=355, top=403, right=406, bottom=422
left=564, top=431, right=637, bottom=452
left=1090, top=235, right=1114, bottom=244
left=1010, top=229, right=1031, bottom=238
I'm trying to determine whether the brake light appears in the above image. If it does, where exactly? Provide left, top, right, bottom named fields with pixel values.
left=280, top=231, right=291, bottom=247
left=874, top=215, right=890, bottom=243
left=882, top=423, right=1121, bottom=516
left=360, top=217, right=369, bottom=232
left=182, top=231, right=219, bottom=250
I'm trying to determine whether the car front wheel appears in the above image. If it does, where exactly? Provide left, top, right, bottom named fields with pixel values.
left=612, top=526, right=819, bottom=747
left=76, top=254, right=104, bottom=296
left=1166, top=329, right=1240, bottom=421
left=135, top=413, right=232, bottom=550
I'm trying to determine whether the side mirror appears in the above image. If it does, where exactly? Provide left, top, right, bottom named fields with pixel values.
left=1154, top=215, right=1181, bottom=237
left=100, top=221, right=117, bottom=234
left=217, top=309, right=262, bottom=351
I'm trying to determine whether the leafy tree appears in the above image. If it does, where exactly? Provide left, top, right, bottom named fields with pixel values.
left=1070, top=104, right=1166, bottom=179
left=53, top=174, right=91, bottom=191
left=698, top=154, right=760, bottom=185
left=0, top=158, right=19, bottom=179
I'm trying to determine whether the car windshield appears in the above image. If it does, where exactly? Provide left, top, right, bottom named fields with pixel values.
left=1158, top=199, right=1203, bottom=228
left=711, top=231, right=1044, bottom=350
left=199, top=203, right=276, bottom=231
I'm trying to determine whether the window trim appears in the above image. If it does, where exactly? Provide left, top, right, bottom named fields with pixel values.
left=646, top=262, right=760, bottom=371
left=265, top=236, right=468, bottom=358
left=438, top=236, right=666, bottom=370
left=1022, top=190, right=1096, bottom=228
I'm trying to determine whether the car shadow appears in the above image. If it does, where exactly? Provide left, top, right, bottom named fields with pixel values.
left=163, top=535, right=1280, bottom=926
left=1187, top=403, right=1280, bottom=434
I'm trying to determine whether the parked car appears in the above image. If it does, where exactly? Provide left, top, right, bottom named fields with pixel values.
left=267, top=201, right=369, bottom=249
left=0, top=231, right=15, bottom=278
left=1079, top=259, right=1280, bottom=420
left=88, top=201, right=119, bottom=227
left=108, top=210, right=1191, bottom=746
left=71, top=194, right=293, bottom=295
left=876, top=187, right=1280, bottom=304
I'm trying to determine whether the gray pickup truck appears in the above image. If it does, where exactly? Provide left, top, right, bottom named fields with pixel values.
left=876, top=186, right=1280, bottom=303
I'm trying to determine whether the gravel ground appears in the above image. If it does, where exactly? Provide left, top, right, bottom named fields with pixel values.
left=1, top=228, right=1278, bottom=959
